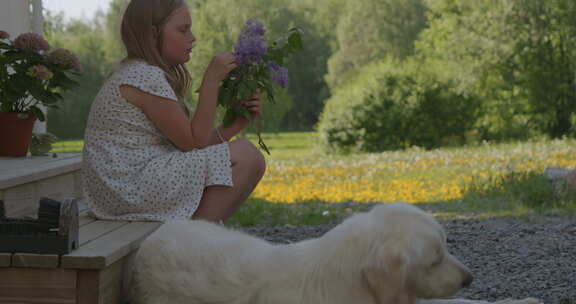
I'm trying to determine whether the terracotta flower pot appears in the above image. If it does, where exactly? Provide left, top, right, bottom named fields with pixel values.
left=0, top=112, right=37, bottom=157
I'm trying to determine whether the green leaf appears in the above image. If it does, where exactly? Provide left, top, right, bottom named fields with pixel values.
left=244, top=79, right=258, bottom=92
left=218, top=87, right=234, bottom=107
left=287, top=29, right=304, bottom=53
left=1, top=102, right=11, bottom=112
left=237, top=84, right=251, bottom=101
left=267, top=49, right=285, bottom=66
left=28, top=85, right=58, bottom=105
left=223, top=109, right=237, bottom=127
left=238, top=80, right=258, bottom=100
left=30, top=106, right=45, bottom=121
left=238, top=106, right=251, bottom=120
left=51, top=72, right=79, bottom=90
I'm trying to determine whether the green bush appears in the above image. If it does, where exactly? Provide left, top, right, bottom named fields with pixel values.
left=317, top=59, right=481, bottom=153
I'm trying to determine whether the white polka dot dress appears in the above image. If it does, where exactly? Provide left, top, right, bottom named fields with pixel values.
left=82, top=60, right=233, bottom=221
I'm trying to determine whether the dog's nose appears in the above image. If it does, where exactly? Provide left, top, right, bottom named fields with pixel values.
left=462, top=273, right=474, bottom=288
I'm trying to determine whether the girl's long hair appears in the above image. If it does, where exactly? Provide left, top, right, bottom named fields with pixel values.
left=120, top=0, right=192, bottom=99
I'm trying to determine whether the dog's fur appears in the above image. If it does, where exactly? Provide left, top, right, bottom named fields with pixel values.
left=131, top=203, right=541, bottom=304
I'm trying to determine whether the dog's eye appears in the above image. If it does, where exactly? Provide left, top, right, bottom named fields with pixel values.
left=430, top=251, right=444, bottom=267
left=431, top=257, right=443, bottom=267
left=430, top=245, right=446, bottom=266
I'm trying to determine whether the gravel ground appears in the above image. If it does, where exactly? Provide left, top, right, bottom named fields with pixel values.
left=241, top=203, right=576, bottom=304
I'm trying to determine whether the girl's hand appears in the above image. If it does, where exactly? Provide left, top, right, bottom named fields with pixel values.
left=239, top=91, right=262, bottom=120
left=204, top=52, right=237, bottom=83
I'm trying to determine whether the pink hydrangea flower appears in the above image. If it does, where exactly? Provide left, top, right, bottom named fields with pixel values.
left=27, top=64, right=54, bottom=81
left=48, top=48, right=82, bottom=72
left=13, top=32, right=50, bottom=52
left=0, top=31, right=9, bottom=40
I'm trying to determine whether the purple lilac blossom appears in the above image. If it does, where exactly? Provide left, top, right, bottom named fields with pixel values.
left=233, top=19, right=267, bottom=65
left=0, top=31, right=9, bottom=40
left=13, top=32, right=50, bottom=52
left=267, top=61, right=289, bottom=88
left=244, top=19, right=266, bottom=36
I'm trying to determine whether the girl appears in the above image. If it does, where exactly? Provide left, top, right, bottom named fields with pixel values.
left=82, top=0, right=265, bottom=223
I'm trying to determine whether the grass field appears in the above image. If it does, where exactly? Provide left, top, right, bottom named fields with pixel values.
left=53, top=132, right=576, bottom=226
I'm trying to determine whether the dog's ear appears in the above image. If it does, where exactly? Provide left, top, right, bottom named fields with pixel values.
left=361, top=237, right=412, bottom=299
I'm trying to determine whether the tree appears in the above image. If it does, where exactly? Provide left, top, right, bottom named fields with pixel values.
left=45, top=14, right=113, bottom=139
left=511, top=0, right=576, bottom=137
left=102, top=0, right=127, bottom=64
left=325, top=0, right=428, bottom=89
left=417, top=0, right=576, bottom=139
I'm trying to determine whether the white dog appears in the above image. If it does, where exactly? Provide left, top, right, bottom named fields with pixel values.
left=131, top=203, right=541, bottom=304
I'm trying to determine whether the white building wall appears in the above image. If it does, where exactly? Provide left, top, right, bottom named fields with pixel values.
left=0, top=1, right=33, bottom=37
left=0, top=0, right=46, bottom=133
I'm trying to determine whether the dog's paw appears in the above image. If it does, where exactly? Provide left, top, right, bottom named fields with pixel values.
left=495, top=298, right=543, bottom=304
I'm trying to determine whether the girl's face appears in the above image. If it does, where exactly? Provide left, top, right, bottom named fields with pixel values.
left=160, top=6, right=195, bottom=66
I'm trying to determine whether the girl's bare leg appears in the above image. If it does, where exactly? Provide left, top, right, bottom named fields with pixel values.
left=192, top=138, right=266, bottom=222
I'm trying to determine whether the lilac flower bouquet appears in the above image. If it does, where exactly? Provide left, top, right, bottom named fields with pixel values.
left=219, top=19, right=303, bottom=154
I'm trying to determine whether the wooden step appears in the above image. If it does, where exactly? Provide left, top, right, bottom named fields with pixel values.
left=0, top=155, right=166, bottom=303
left=0, top=200, right=163, bottom=304
left=0, top=153, right=82, bottom=218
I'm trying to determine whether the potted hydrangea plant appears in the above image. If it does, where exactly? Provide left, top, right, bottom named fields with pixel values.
left=0, top=30, right=81, bottom=157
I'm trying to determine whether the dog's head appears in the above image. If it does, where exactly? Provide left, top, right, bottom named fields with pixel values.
left=348, top=203, right=473, bottom=301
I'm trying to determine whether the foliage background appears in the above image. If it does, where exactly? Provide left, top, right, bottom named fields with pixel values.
left=44, top=0, right=576, bottom=153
